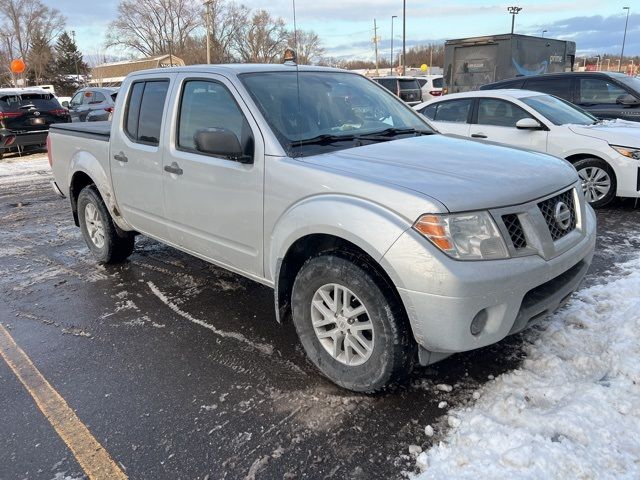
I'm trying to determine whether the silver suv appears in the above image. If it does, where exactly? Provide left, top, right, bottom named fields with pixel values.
left=65, top=87, right=118, bottom=122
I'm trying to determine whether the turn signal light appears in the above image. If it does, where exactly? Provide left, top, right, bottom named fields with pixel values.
left=414, top=215, right=454, bottom=251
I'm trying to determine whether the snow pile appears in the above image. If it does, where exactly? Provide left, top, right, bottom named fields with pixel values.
left=0, top=154, right=50, bottom=185
left=415, top=256, right=640, bottom=479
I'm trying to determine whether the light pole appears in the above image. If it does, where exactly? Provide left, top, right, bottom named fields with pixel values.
left=390, top=15, right=397, bottom=75
left=71, top=30, right=80, bottom=84
left=619, top=6, right=630, bottom=72
left=508, top=6, right=522, bottom=34
left=541, top=29, right=547, bottom=38
left=402, top=0, right=406, bottom=75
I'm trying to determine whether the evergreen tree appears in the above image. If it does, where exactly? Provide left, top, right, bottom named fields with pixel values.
left=54, top=31, right=88, bottom=76
left=27, top=30, right=55, bottom=85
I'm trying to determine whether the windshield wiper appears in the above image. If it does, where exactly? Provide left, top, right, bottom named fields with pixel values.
left=290, top=133, right=357, bottom=147
left=356, top=127, right=433, bottom=139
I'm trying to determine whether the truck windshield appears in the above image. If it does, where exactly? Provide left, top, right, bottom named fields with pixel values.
left=240, top=71, right=433, bottom=155
left=521, top=94, right=597, bottom=126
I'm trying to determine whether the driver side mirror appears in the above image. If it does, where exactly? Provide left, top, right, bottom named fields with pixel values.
left=194, top=128, right=253, bottom=164
left=61, top=101, right=69, bottom=108
left=616, top=94, right=640, bottom=106
left=516, top=118, right=543, bottom=130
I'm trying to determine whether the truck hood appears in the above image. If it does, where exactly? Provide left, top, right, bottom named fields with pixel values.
left=302, top=134, right=577, bottom=212
left=568, top=119, right=640, bottom=147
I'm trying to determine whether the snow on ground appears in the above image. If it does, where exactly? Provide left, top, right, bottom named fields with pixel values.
left=0, top=154, right=50, bottom=186
left=413, top=254, right=640, bottom=479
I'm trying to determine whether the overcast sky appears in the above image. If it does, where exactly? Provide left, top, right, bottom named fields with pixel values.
left=43, top=0, right=639, bottom=62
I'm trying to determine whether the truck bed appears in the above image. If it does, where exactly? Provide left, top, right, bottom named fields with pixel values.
left=49, top=121, right=111, bottom=142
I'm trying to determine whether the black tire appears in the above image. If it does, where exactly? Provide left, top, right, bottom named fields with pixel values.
left=291, top=254, right=415, bottom=392
left=574, top=157, right=616, bottom=208
left=77, top=185, right=135, bottom=263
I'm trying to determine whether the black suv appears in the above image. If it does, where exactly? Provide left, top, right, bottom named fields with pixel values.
left=480, top=72, right=640, bottom=122
left=372, top=76, right=423, bottom=106
left=0, top=88, right=70, bottom=154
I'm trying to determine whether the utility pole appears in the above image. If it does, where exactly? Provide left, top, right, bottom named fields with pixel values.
left=2, top=34, right=15, bottom=87
left=429, top=46, right=432, bottom=75
left=508, top=6, right=522, bottom=34
left=619, top=6, right=630, bottom=72
left=168, top=40, right=174, bottom=66
left=402, top=0, right=406, bottom=75
left=373, top=19, right=379, bottom=76
left=205, top=0, right=212, bottom=64
left=71, top=30, right=80, bottom=84
left=390, top=15, right=397, bottom=75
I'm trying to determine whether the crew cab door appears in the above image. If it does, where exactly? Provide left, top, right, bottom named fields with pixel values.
left=469, top=98, right=548, bottom=151
left=161, top=74, right=264, bottom=277
left=110, top=74, right=173, bottom=239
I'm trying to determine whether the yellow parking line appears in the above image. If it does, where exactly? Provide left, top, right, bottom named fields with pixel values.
left=0, top=324, right=127, bottom=480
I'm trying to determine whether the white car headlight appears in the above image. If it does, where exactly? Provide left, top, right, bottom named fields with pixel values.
left=611, top=145, right=640, bottom=160
left=414, top=211, right=509, bottom=260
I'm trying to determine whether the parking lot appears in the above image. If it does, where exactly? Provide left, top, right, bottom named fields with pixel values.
left=2, top=151, right=640, bottom=480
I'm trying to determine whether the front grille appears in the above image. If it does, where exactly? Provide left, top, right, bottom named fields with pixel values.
left=502, top=214, right=527, bottom=249
left=538, top=189, right=577, bottom=241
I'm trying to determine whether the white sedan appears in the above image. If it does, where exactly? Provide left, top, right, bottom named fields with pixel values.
left=414, top=89, right=640, bottom=207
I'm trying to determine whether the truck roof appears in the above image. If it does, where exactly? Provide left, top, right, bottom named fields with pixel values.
left=126, top=63, right=346, bottom=78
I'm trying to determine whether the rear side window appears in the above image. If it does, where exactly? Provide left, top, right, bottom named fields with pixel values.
left=432, top=78, right=443, bottom=88
left=124, top=80, right=169, bottom=145
left=92, top=92, right=106, bottom=103
left=524, top=78, right=572, bottom=101
left=432, top=99, right=472, bottom=123
left=377, top=79, right=397, bottom=92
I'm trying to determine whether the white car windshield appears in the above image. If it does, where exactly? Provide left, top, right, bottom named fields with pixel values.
left=521, top=94, right=597, bottom=126
left=240, top=71, right=434, bottom=156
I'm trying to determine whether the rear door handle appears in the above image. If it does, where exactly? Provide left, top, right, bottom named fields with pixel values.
left=113, top=152, right=128, bottom=162
left=164, top=162, right=183, bottom=176
left=471, top=133, right=487, bottom=138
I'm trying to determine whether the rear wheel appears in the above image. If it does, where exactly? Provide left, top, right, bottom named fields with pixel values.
left=77, top=185, right=134, bottom=263
left=291, top=254, right=415, bottom=392
left=574, top=157, right=616, bottom=208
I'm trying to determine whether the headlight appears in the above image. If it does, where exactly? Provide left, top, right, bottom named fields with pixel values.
left=611, top=145, right=640, bottom=160
left=414, top=211, right=509, bottom=260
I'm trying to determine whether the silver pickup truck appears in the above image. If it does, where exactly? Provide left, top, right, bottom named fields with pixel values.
left=48, top=64, right=596, bottom=392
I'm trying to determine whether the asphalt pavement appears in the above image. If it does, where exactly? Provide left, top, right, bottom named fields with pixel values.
left=1, top=153, right=639, bottom=480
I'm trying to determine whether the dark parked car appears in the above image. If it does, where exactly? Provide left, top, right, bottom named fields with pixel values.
left=480, top=72, right=640, bottom=122
left=65, top=87, right=118, bottom=122
left=372, top=76, right=423, bottom=106
left=0, top=88, right=70, bottom=155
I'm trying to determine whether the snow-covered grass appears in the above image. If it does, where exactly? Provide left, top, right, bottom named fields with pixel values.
left=0, top=153, right=50, bottom=185
left=414, top=255, right=640, bottom=479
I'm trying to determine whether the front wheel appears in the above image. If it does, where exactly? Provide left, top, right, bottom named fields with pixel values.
left=77, top=185, right=135, bottom=263
left=291, top=254, right=415, bottom=392
left=574, top=157, right=616, bottom=208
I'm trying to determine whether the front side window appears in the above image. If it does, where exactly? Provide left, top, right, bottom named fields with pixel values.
left=477, top=98, right=531, bottom=127
left=177, top=79, right=252, bottom=158
left=433, top=99, right=472, bottom=123
left=124, top=80, right=169, bottom=145
left=579, top=78, right=627, bottom=104
left=70, top=92, right=83, bottom=106
left=420, top=103, right=438, bottom=120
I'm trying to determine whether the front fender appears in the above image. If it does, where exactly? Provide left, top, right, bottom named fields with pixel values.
left=69, top=150, right=133, bottom=232
left=268, top=194, right=412, bottom=286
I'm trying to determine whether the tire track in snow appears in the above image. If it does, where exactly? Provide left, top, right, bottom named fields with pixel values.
left=147, top=280, right=274, bottom=356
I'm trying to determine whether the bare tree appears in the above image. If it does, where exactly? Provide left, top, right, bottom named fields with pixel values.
left=106, top=0, right=203, bottom=57
left=289, top=30, right=324, bottom=65
left=205, top=0, right=249, bottom=63
left=233, top=10, right=288, bottom=63
left=0, top=0, right=65, bottom=60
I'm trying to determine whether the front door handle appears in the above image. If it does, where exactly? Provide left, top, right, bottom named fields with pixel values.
left=113, top=151, right=128, bottom=162
left=471, top=133, right=487, bottom=139
left=164, top=162, right=183, bottom=175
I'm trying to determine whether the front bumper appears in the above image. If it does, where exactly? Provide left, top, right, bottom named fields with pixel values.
left=382, top=202, right=596, bottom=355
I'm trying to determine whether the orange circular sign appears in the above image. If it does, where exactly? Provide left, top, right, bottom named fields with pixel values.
left=10, top=58, right=26, bottom=74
